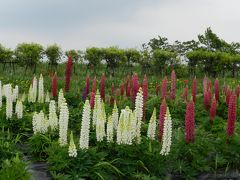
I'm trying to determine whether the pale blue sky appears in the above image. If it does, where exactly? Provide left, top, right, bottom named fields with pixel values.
left=0, top=0, right=240, bottom=50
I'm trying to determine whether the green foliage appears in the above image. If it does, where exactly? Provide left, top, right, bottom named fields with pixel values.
left=139, top=48, right=151, bottom=74
left=45, top=44, right=62, bottom=66
left=152, top=49, right=177, bottom=74
left=0, top=44, right=13, bottom=63
left=124, top=48, right=141, bottom=73
left=0, top=128, right=20, bottom=167
left=187, top=50, right=225, bottom=77
left=0, top=110, right=32, bottom=135
left=15, top=43, right=43, bottom=71
left=0, top=154, right=30, bottom=180
left=147, top=36, right=170, bottom=51
left=102, top=47, right=126, bottom=76
left=28, top=134, right=52, bottom=160
left=47, top=142, right=124, bottom=179
left=85, top=47, right=103, bottom=73
left=198, top=27, right=229, bottom=52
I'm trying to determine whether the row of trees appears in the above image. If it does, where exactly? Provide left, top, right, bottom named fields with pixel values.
left=141, top=28, right=240, bottom=77
left=0, top=27, right=240, bottom=76
left=0, top=43, right=83, bottom=73
left=0, top=43, right=176, bottom=76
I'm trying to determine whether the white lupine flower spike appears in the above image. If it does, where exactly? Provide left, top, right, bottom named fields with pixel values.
left=130, top=110, right=137, bottom=143
left=79, top=100, right=91, bottom=149
left=38, top=74, right=44, bottom=103
left=28, top=85, right=33, bottom=102
left=58, top=89, right=65, bottom=110
left=28, top=76, right=37, bottom=103
left=160, top=107, right=172, bottom=156
left=116, top=106, right=134, bottom=145
left=32, top=112, right=38, bottom=134
left=69, top=131, right=77, bottom=158
left=107, top=115, right=113, bottom=143
left=147, top=108, right=157, bottom=140
left=45, top=91, right=50, bottom=102
left=117, top=110, right=125, bottom=145
left=15, top=100, right=23, bottom=119
left=32, top=76, right=38, bottom=102
left=49, top=100, right=58, bottom=130
left=96, top=100, right=106, bottom=142
left=92, top=90, right=101, bottom=128
left=5, top=84, right=13, bottom=119
left=42, top=115, right=49, bottom=134
left=32, top=111, right=49, bottom=134
left=135, top=88, right=143, bottom=144
left=112, top=101, right=119, bottom=130
left=58, top=102, right=69, bottom=146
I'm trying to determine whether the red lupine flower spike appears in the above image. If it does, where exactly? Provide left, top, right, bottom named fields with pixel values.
left=226, top=93, right=237, bottom=137
left=185, top=100, right=195, bottom=144
left=208, top=88, right=212, bottom=103
left=207, top=80, right=212, bottom=92
left=92, top=77, right=97, bottom=94
left=161, top=76, right=168, bottom=100
left=126, top=75, right=131, bottom=97
left=158, top=99, right=167, bottom=141
left=119, top=83, right=124, bottom=96
left=90, top=92, right=95, bottom=109
left=64, top=56, right=73, bottom=92
left=52, top=72, right=57, bottom=98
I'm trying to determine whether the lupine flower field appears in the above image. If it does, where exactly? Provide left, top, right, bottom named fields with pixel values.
left=1, top=56, right=240, bottom=179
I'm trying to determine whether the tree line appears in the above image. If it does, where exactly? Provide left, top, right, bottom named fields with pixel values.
left=0, top=27, right=240, bottom=77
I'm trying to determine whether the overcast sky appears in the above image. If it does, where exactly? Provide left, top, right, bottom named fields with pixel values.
left=0, top=0, right=240, bottom=51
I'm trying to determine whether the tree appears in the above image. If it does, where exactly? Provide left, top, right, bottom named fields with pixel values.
left=0, top=44, right=13, bottom=62
left=152, top=49, right=176, bottom=75
left=139, top=45, right=151, bottom=75
left=226, top=42, right=240, bottom=77
left=85, top=47, right=103, bottom=74
left=196, top=27, right=240, bottom=77
left=15, top=43, right=44, bottom=73
left=198, top=27, right=230, bottom=52
left=124, top=49, right=141, bottom=73
left=45, top=44, right=62, bottom=70
left=102, top=47, right=126, bottom=76
left=147, top=36, right=170, bottom=51
left=0, top=44, right=14, bottom=71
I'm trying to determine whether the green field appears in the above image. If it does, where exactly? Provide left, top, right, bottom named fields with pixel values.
left=1, top=62, right=240, bottom=179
